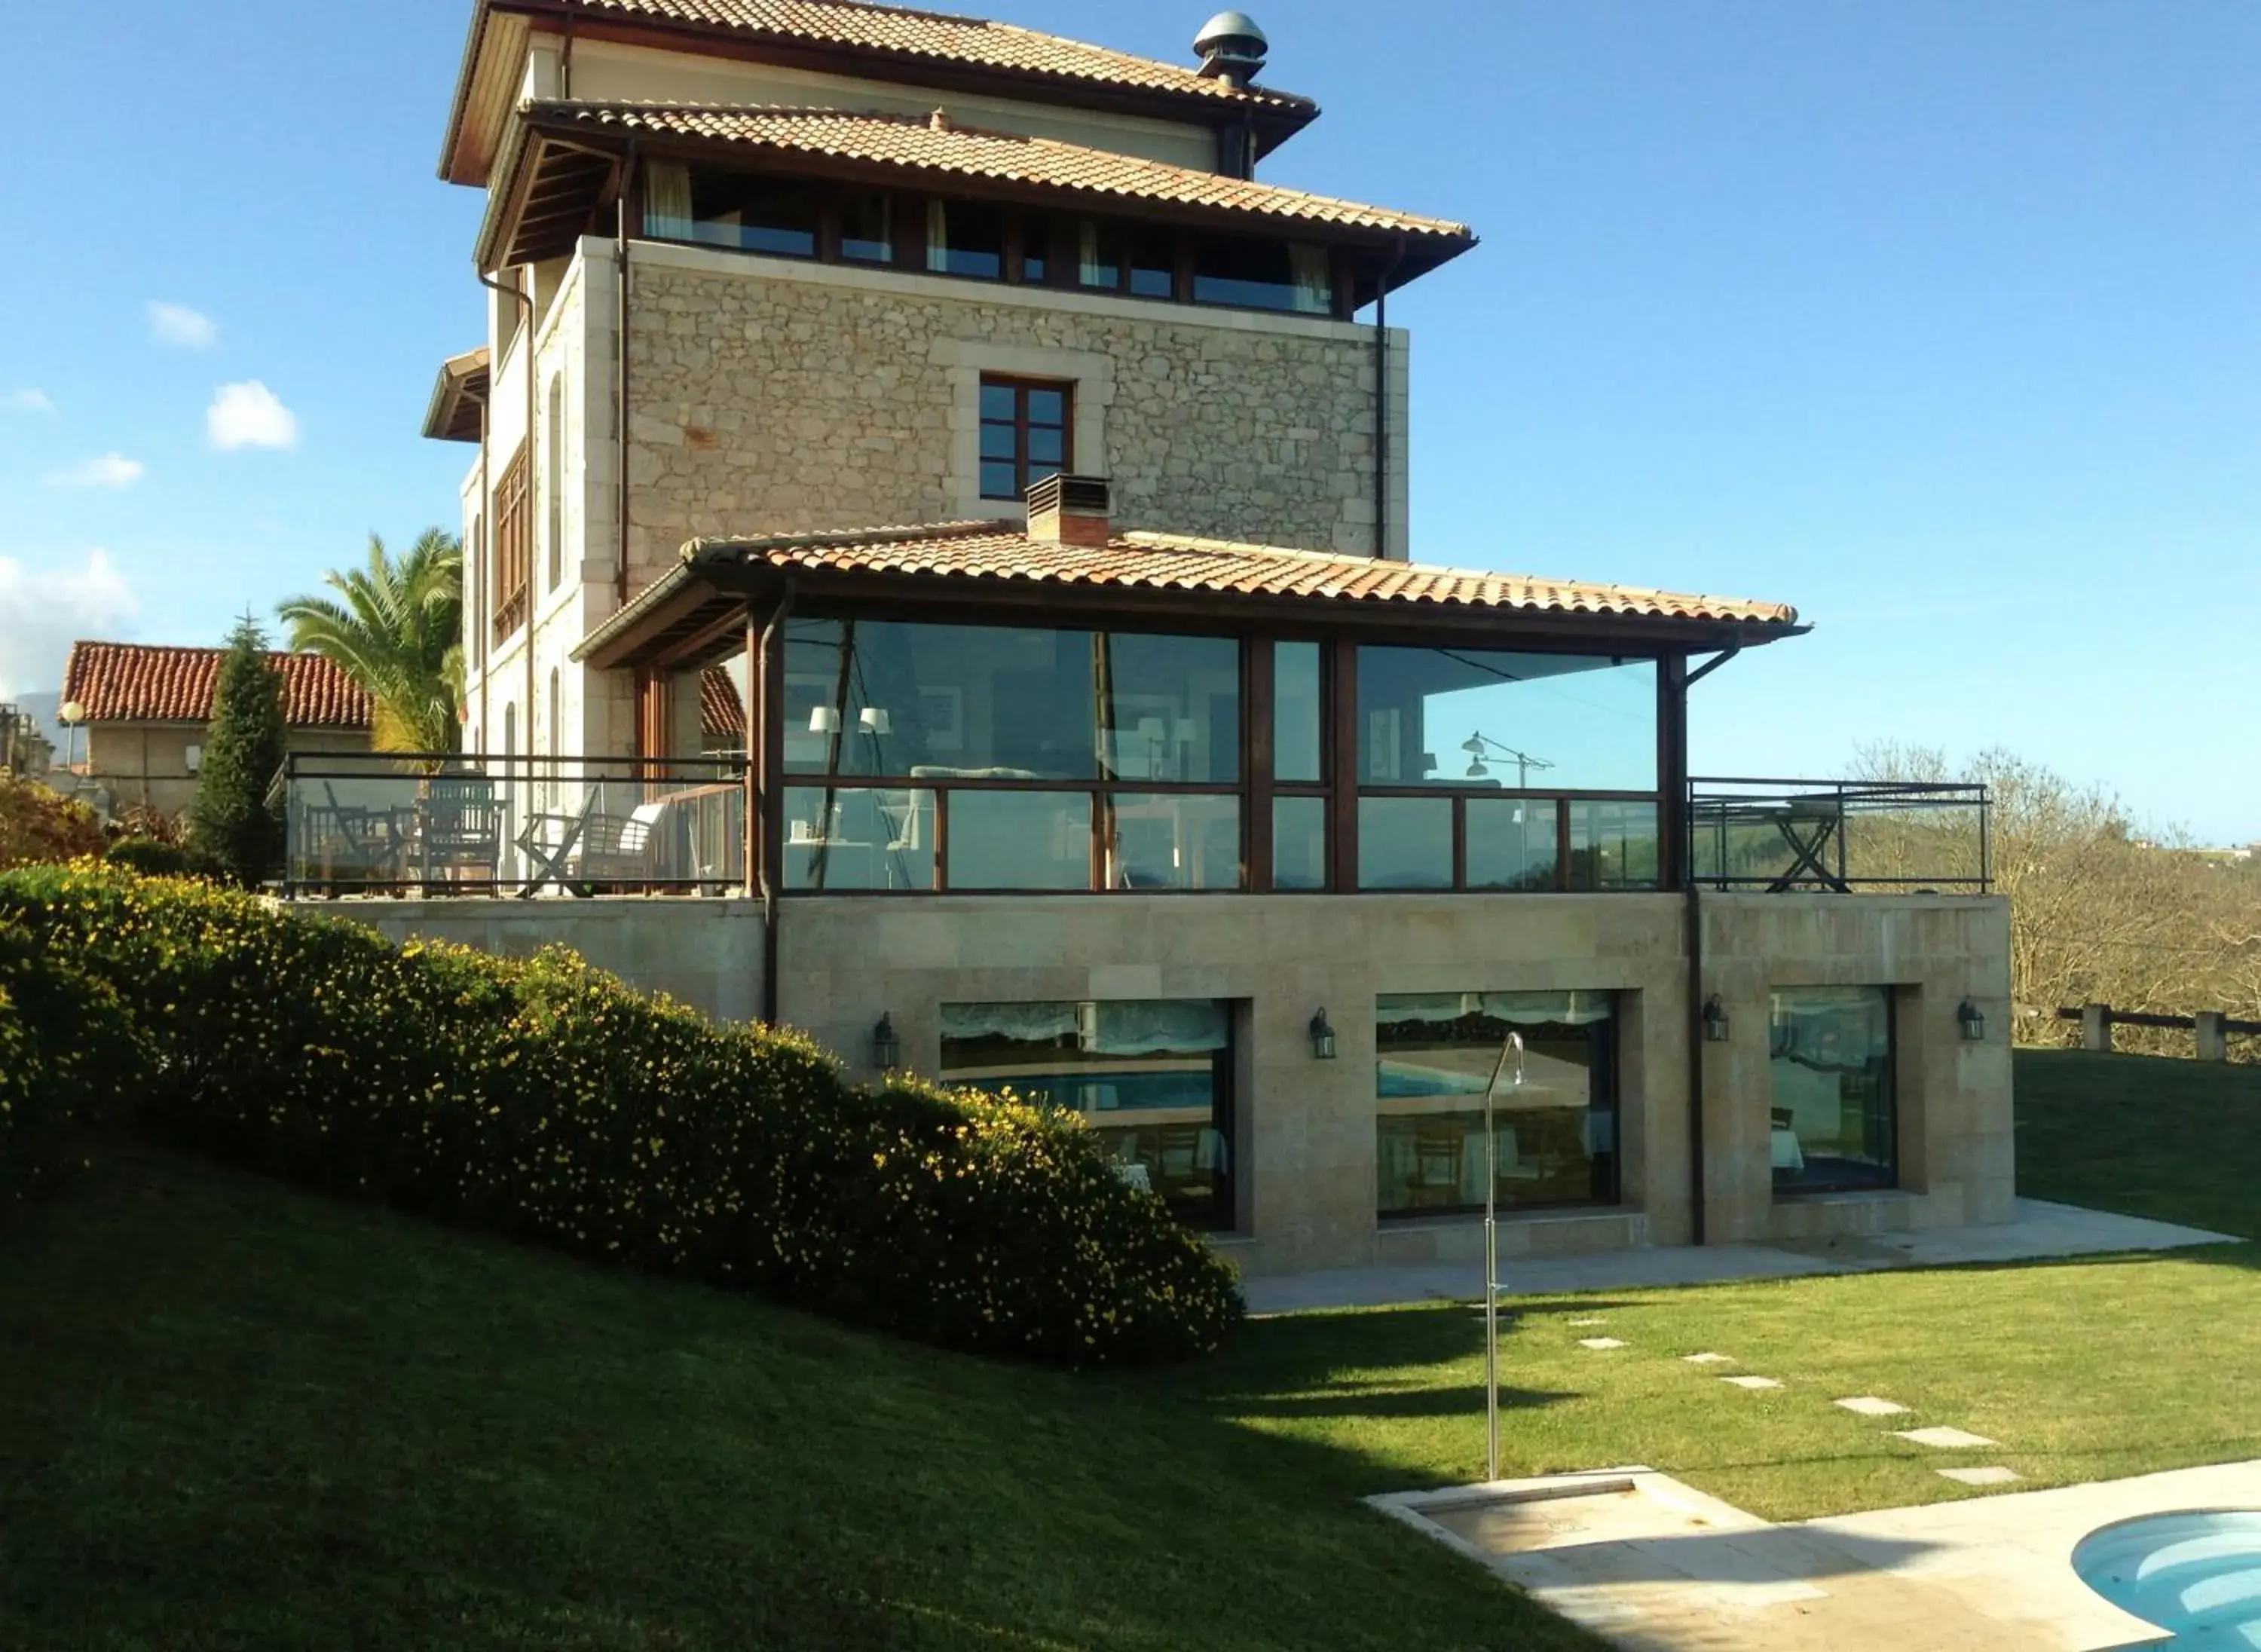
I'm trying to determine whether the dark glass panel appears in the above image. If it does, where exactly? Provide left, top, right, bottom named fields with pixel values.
left=947, top=791, right=1092, bottom=889
left=1078, top=220, right=1121, bottom=289
left=1106, top=795, right=1242, bottom=890
left=1099, top=632, right=1241, bottom=783
left=1128, top=228, right=1176, bottom=297
left=980, top=461, right=1018, bottom=500
left=1375, top=991, right=1617, bottom=1216
left=1027, top=427, right=1065, bottom=467
left=980, top=423, right=1017, bottom=461
left=1467, top=796, right=1561, bottom=891
left=1568, top=800, right=1661, bottom=891
left=1026, top=387, right=1066, bottom=426
left=840, top=188, right=892, bottom=263
left=980, top=381, right=1019, bottom=420
left=931, top=200, right=1005, bottom=280
left=782, top=787, right=936, bottom=891
left=1274, top=641, right=1322, bottom=784
left=1770, top=987, right=1896, bottom=1193
left=1192, top=236, right=1333, bottom=314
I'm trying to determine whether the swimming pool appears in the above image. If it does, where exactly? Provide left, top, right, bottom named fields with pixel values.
left=2073, top=1510, right=2261, bottom=1647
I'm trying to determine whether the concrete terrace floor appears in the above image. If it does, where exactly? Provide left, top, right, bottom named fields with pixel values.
left=1241, top=1198, right=2237, bottom=1314
left=1375, top=1458, right=2261, bottom=1650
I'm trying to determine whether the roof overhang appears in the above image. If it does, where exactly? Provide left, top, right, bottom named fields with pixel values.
left=422, top=347, right=493, bottom=443
left=478, top=101, right=1475, bottom=280
left=577, top=538, right=1807, bottom=674
left=440, top=0, right=1320, bottom=189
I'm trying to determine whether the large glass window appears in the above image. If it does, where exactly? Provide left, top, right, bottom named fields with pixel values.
left=1569, top=801, right=1662, bottom=891
left=1770, top=987, right=1896, bottom=1194
left=840, top=188, right=892, bottom=263
left=1192, top=236, right=1333, bottom=314
left=1467, top=795, right=1559, bottom=890
left=980, top=378, right=1072, bottom=503
left=941, top=999, right=1236, bottom=1228
left=1357, top=647, right=1657, bottom=792
left=1377, top=993, right=1618, bottom=1218
left=1127, top=227, right=1176, bottom=298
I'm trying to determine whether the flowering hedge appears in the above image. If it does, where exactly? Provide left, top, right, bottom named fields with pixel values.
left=0, top=917, right=147, bottom=1207
left=0, top=865, right=1241, bottom=1365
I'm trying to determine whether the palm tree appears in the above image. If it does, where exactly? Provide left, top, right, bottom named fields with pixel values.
left=279, top=530, right=464, bottom=756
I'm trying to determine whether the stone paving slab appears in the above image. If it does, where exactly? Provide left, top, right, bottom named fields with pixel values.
left=1834, top=1396, right=1911, bottom=1416
left=1242, top=1198, right=2238, bottom=1314
left=1895, top=1426, right=2000, bottom=1450
left=1374, top=1458, right=2261, bottom=1650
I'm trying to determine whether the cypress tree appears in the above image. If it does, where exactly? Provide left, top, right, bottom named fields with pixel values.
left=189, top=615, right=288, bottom=887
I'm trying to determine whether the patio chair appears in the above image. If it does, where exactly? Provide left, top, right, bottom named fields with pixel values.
left=419, top=774, right=503, bottom=889
left=575, top=800, right=673, bottom=890
left=516, top=788, right=601, bottom=897
left=1405, top=1122, right=1467, bottom=1209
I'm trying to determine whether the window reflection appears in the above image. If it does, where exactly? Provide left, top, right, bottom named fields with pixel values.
left=1467, top=796, right=1559, bottom=890
left=1569, top=801, right=1660, bottom=891
left=1376, top=992, right=1618, bottom=1217
left=941, top=999, right=1235, bottom=1228
left=1770, top=987, right=1896, bottom=1193
left=1357, top=647, right=1658, bottom=793
left=1105, top=795, right=1241, bottom=890
left=1359, top=796, right=1452, bottom=889
left=1192, top=237, right=1332, bottom=314
left=1274, top=641, right=1323, bottom=783
left=784, top=787, right=936, bottom=891
left=929, top=199, right=1004, bottom=279
left=1273, top=795, right=1327, bottom=891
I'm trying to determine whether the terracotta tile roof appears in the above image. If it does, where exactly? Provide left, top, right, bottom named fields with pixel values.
left=678, top=521, right=1800, bottom=626
left=61, top=642, right=374, bottom=730
left=537, top=0, right=1311, bottom=113
left=701, top=665, right=748, bottom=738
left=528, top=102, right=1473, bottom=241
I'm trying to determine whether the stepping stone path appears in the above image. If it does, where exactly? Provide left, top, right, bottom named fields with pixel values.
left=1937, top=1466, right=2023, bottom=1486
left=1834, top=1397, right=1911, bottom=1417
left=1681, top=1351, right=1733, bottom=1365
left=1894, top=1427, right=1999, bottom=1450
left=1568, top=1317, right=1608, bottom=1327
left=1721, top=1375, right=1784, bottom=1390
left=1577, top=1338, right=1628, bottom=1351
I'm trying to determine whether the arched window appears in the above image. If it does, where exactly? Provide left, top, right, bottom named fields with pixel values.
left=544, top=375, right=564, bottom=589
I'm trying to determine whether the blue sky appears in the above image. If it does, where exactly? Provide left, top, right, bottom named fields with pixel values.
left=2, top=0, right=2253, bottom=837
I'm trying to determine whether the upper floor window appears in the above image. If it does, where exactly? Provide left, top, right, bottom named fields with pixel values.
left=543, top=374, right=564, bottom=589
left=645, top=161, right=817, bottom=258
left=840, top=188, right=892, bottom=264
left=980, top=377, right=1072, bottom=503
left=929, top=200, right=1005, bottom=280
left=1194, top=236, right=1332, bottom=315
left=1356, top=647, right=1658, bottom=793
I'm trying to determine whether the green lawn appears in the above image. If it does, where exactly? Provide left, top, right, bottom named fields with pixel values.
left=4, top=1051, right=2255, bottom=1647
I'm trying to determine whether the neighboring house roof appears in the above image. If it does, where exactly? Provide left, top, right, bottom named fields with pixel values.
left=61, top=641, right=374, bottom=730
left=488, top=100, right=1476, bottom=271
left=442, top=0, right=1318, bottom=186
left=578, top=520, right=1803, bottom=669
left=423, top=347, right=491, bottom=444
left=701, top=665, right=748, bottom=739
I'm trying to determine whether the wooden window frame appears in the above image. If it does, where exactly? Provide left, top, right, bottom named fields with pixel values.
left=978, top=375, right=1075, bottom=504
left=491, top=442, right=531, bottom=645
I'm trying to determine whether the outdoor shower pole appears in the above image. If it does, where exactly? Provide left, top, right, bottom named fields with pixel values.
left=1483, top=1030, right=1525, bottom=1485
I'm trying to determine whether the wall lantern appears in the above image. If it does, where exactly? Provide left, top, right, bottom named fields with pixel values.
left=1701, top=994, right=1731, bottom=1043
left=1957, top=999, right=1987, bottom=1042
left=1308, top=1008, right=1338, bottom=1060
left=872, top=1011, right=901, bottom=1070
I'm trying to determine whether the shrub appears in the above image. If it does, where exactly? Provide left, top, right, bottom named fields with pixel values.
left=188, top=616, right=286, bottom=886
left=0, top=770, right=105, bottom=871
left=0, top=918, right=148, bottom=1207
left=103, top=837, right=210, bottom=878
left=0, top=864, right=1241, bottom=1365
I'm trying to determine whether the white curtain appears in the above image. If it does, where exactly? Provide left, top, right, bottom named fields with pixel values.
left=1079, top=220, right=1107, bottom=286
left=1376, top=991, right=1613, bottom=1029
left=1289, top=243, right=1332, bottom=314
left=643, top=160, right=696, bottom=241
left=927, top=200, right=950, bottom=274
left=940, top=999, right=1228, bottom=1055
left=942, top=1002, right=1079, bottom=1045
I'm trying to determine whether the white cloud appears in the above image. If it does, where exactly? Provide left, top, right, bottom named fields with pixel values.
left=149, top=301, right=218, bottom=350
left=44, top=452, right=145, bottom=490
left=0, top=549, right=138, bottom=700
left=7, top=389, right=52, bottom=413
left=207, top=381, right=298, bottom=451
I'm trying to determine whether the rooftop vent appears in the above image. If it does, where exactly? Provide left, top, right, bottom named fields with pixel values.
left=1194, top=11, right=1268, bottom=87
left=1025, top=473, right=1112, bottom=547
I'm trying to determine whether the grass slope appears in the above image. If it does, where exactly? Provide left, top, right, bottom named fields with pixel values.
left=0, top=1147, right=1601, bottom=1652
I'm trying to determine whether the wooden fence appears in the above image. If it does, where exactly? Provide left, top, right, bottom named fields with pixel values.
left=2055, top=1004, right=2261, bottom=1062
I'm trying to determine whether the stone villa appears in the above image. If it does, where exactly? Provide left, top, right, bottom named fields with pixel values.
left=362, top=0, right=2015, bottom=1277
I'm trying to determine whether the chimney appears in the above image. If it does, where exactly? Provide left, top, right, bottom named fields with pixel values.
left=1025, top=473, right=1112, bottom=547
left=1193, top=11, right=1269, bottom=89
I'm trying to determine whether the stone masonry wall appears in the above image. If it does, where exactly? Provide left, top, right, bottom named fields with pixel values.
left=622, top=246, right=1405, bottom=581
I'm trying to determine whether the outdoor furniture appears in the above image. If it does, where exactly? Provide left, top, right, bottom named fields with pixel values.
left=516, top=789, right=601, bottom=897
left=417, top=775, right=504, bottom=889
left=1770, top=1106, right=1807, bottom=1173
left=577, top=800, right=672, bottom=886
left=1406, top=1122, right=1467, bottom=1209
left=302, top=782, right=404, bottom=892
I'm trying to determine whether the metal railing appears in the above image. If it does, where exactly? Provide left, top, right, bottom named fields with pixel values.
left=1687, top=777, right=1990, bottom=894
left=280, top=751, right=747, bottom=899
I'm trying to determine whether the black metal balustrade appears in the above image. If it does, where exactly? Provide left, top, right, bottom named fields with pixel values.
left=280, top=751, right=747, bottom=898
left=1687, top=777, right=1990, bottom=894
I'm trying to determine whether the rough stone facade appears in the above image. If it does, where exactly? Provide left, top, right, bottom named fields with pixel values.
left=621, top=242, right=1408, bottom=585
